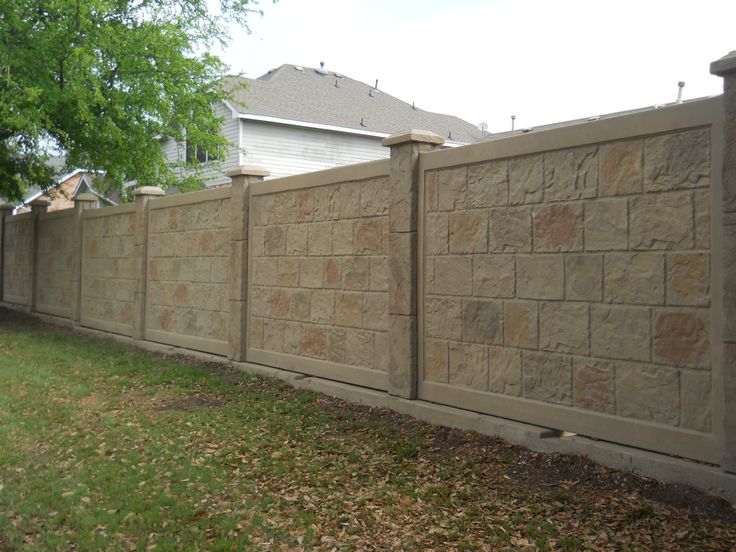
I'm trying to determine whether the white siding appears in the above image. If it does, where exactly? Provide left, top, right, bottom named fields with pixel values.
left=241, top=121, right=388, bottom=179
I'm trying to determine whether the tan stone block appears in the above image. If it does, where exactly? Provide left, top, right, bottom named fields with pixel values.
left=296, top=190, right=314, bottom=222
left=299, top=257, right=323, bottom=288
left=335, top=292, right=363, bottom=327
left=342, top=257, right=370, bottom=290
left=488, top=347, right=522, bottom=396
left=434, top=256, right=472, bottom=296
left=449, top=211, right=488, bottom=254
left=291, top=289, right=311, bottom=321
left=310, top=290, right=335, bottom=325
left=346, top=329, right=375, bottom=368
left=533, top=203, right=583, bottom=252
left=726, top=213, right=736, bottom=342
left=425, top=213, right=449, bottom=255
left=573, top=359, right=615, bottom=414
left=425, top=170, right=439, bottom=212
left=616, top=362, right=679, bottom=425
left=388, top=232, right=417, bottom=315
left=264, top=226, right=286, bottom=256
left=369, top=257, right=388, bottom=291
left=285, top=225, right=308, bottom=256
left=282, top=321, right=302, bottom=355
left=355, top=219, right=383, bottom=255
left=694, top=189, right=710, bottom=249
left=324, top=258, right=341, bottom=289
left=389, top=314, right=417, bottom=393
left=249, top=317, right=264, bottom=349
left=462, top=299, right=503, bottom=345
left=680, top=370, right=711, bottom=432
left=263, top=318, right=284, bottom=352
left=540, top=302, right=589, bottom=354
left=509, top=154, right=544, bottom=205
left=272, top=192, right=297, bottom=224
left=339, top=182, right=362, bottom=219
left=269, top=288, right=291, bottom=318
left=361, top=177, right=390, bottom=217
left=307, top=222, right=333, bottom=256
left=630, top=191, right=693, bottom=250
left=472, top=255, right=514, bottom=298
left=468, top=160, right=508, bottom=207
left=666, top=253, right=710, bottom=307
left=449, top=342, right=488, bottom=390
left=599, top=140, right=643, bottom=196
left=375, top=332, right=389, bottom=372
left=425, top=297, right=462, bottom=340
left=248, top=226, right=264, bottom=258
left=326, top=328, right=346, bottom=363
left=276, top=257, right=299, bottom=287
left=544, top=146, right=598, bottom=201
left=424, top=339, right=449, bottom=383
left=653, top=309, right=709, bottom=368
left=522, top=351, right=572, bottom=405
left=489, top=207, right=532, bottom=252
left=516, top=255, right=564, bottom=300
left=301, top=325, right=326, bottom=358
left=591, top=305, right=650, bottom=362
left=585, top=198, right=628, bottom=251
left=504, top=301, right=538, bottom=349
left=363, top=291, right=388, bottom=331
left=604, top=253, right=665, bottom=305
left=333, top=219, right=354, bottom=255
left=313, top=185, right=340, bottom=221
left=437, top=166, right=468, bottom=211
left=644, top=129, right=710, bottom=192
left=565, top=255, right=602, bottom=301
left=250, top=286, right=270, bottom=316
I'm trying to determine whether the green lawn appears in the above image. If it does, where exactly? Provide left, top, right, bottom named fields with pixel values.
left=0, top=309, right=734, bottom=551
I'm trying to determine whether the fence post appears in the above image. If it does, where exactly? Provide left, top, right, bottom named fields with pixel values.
left=383, top=130, right=444, bottom=398
left=132, top=186, right=165, bottom=341
left=711, top=51, right=736, bottom=471
left=0, top=202, right=14, bottom=303
left=28, top=199, right=50, bottom=313
left=71, top=193, right=97, bottom=325
left=227, top=165, right=269, bottom=362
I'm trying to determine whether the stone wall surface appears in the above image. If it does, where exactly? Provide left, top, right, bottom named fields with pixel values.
left=2, top=217, right=33, bottom=304
left=36, top=214, right=75, bottom=316
left=423, top=128, right=713, bottom=433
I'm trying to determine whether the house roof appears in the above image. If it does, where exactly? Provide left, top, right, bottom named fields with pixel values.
left=223, top=65, right=486, bottom=144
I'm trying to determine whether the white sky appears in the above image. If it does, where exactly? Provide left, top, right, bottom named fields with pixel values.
left=215, top=0, right=736, bottom=134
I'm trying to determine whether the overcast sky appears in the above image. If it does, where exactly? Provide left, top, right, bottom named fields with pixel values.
left=215, top=0, right=736, bottom=134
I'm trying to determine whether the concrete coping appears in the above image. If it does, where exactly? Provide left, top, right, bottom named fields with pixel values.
left=133, top=186, right=165, bottom=197
left=226, top=165, right=270, bottom=178
left=0, top=202, right=14, bottom=211
left=382, top=129, right=445, bottom=147
left=711, top=50, right=736, bottom=76
left=74, top=193, right=97, bottom=203
left=29, top=198, right=51, bottom=207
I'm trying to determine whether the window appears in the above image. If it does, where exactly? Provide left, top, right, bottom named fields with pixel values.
left=185, top=142, right=219, bottom=164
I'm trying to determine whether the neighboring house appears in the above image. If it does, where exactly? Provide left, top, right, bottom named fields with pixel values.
left=161, top=64, right=487, bottom=187
left=15, top=169, right=118, bottom=214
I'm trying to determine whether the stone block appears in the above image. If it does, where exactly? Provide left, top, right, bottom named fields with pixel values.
left=468, top=160, right=508, bottom=207
left=282, top=321, right=302, bottom=355
left=389, top=314, right=417, bottom=394
left=437, top=166, right=468, bottom=211
left=335, top=292, right=363, bottom=327
left=666, top=253, right=709, bottom=307
left=616, top=362, right=680, bottom=425
left=285, top=225, right=308, bottom=256
left=573, top=359, right=615, bottom=414
left=504, top=301, right=538, bottom=349
left=253, top=257, right=277, bottom=286
left=375, top=332, right=389, bottom=372
left=291, top=290, right=311, bottom=321
left=346, top=329, right=375, bottom=368
left=539, top=302, right=589, bottom=354
left=591, top=305, right=650, bottom=362
left=425, top=170, right=439, bottom=212
left=249, top=317, right=264, bottom=349
left=339, top=182, right=362, bottom=219
left=362, top=291, right=388, bottom=331
left=296, top=190, right=314, bottom=222
left=599, top=140, right=643, bottom=196
left=355, top=219, right=384, bottom=255
left=310, top=289, right=335, bottom=325
left=565, top=255, right=602, bottom=301
left=462, top=299, right=503, bottom=345
left=516, top=255, right=564, bottom=300
left=449, top=342, right=488, bottom=390
left=270, top=288, right=291, bottom=318
left=653, top=309, right=710, bottom=368
left=644, top=129, right=710, bottom=192
left=630, top=191, right=693, bottom=250
left=472, top=255, right=514, bottom=298
left=424, top=339, right=449, bottom=383
left=544, top=146, right=598, bottom=201
left=326, top=328, right=346, bottom=363
left=679, top=370, right=712, bottom=433
left=341, top=257, right=370, bottom=290
left=276, top=257, right=299, bottom=288
left=604, top=253, right=665, bottom=305
left=425, top=213, right=449, bottom=255
left=361, top=177, right=390, bottom=217
left=488, top=347, right=522, bottom=396
left=313, top=185, right=340, bottom=221
left=533, top=203, right=584, bottom=252
left=250, top=226, right=265, bottom=257
left=333, top=219, right=354, bottom=255
left=725, top=213, right=736, bottom=342
left=584, top=198, right=628, bottom=251
left=509, top=154, right=544, bottom=205
left=250, top=286, right=270, bottom=317
left=522, top=351, right=572, bottom=405
left=388, top=232, right=417, bottom=315
left=488, top=207, right=532, bottom=252
left=693, top=189, right=710, bottom=249
left=369, top=257, right=388, bottom=291
left=299, top=257, right=324, bottom=288
left=307, top=222, right=333, bottom=256
left=434, top=256, right=472, bottom=296
left=449, top=210, right=488, bottom=254
left=263, top=318, right=284, bottom=352
left=324, top=258, right=341, bottom=288
left=264, top=226, right=286, bottom=256
left=424, top=297, right=462, bottom=340
left=301, top=325, right=326, bottom=358
left=272, top=193, right=297, bottom=224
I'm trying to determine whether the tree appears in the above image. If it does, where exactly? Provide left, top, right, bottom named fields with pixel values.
left=0, top=0, right=262, bottom=201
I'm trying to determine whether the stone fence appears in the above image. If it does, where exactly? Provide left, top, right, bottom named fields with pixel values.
left=2, top=54, right=736, bottom=500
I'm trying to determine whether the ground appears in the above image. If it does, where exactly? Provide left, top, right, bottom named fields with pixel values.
left=0, top=307, right=734, bottom=551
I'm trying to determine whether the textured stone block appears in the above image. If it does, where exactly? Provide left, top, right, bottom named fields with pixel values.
left=565, top=255, right=602, bottom=301
left=573, top=359, right=615, bottom=414
left=272, top=193, right=297, bottom=224
left=310, top=290, right=335, bottom=325
left=449, top=342, right=488, bottom=390
left=388, top=233, right=417, bottom=315
left=462, top=299, right=503, bottom=345
left=599, top=140, right=643, bottom=196
left=296, top=190, right=314, bottom=222
left=591, top=305, right=650, bottom=362
left=301, top=325, right=326, bottom=358
left=326, top=328, right=346, bottom=363
left=533, top=203, right=583, bottom=252
left=264, top=226, right=286, bottom=256
left=522, top=351, right=572, bottom=405
left=362, top=292, right=388, bottom=331
left=516, top=255, right=564, bottom=300
left=375, top=332, right=389, bottom=372
left=425, top=170, right=439, bottom=212
left=333, top=220, right=354, bottom=255
left=468, top=160, right=508, bottom=207
left=324, top=258, right=341, bottom=288
left=253, top=257, right=277, bottom=286
left=270, top=288, right=291, bottom=318
left=291, top=290, right=311, bottom=321
left=276, top=258, right=299, bottom=288
left=355, top=219, right=383, bottom=255
left=437, top=166, right=467, bottom=211
left=285, top=225, right=308, bottom=256
left=539, top=302, right=589, bottom=354
left=473, top=255, right=514, bottom=298
left=342, top=257, right=370, bottom=290
left=509, top=154, right=544, bottom=205
left=616, top=362, right=679, bottom=425
left=425, top=213, right=448, bottom=255
left=339, top=182, right=362, bottom=219
left=585, top=198, right=628, bottom=251
left=488, top=207, right=532, bottom=252
left=544, top=146, right=598, bottom=201
left=346, top=329, right=375, bottom=368
left=630, top=192, right=693, bottom=250
left=249, top=317, right=264, bottom=349
left=424, top=339, right=449, bottom=383
left=250, top=286, right=270, bottom=317
left=424, top=297, right=462, bottom=340
left=389, top=314, right=417, bottom=394
left=369, top=257, right=388, bottom=291
left=263, top=318, right=284, bottom=352
left=361, top=177, right=390, bottom=217
left=680, top=370, right=712, bottom=433
left=644, top=129, right=710, bottom=192
left=434, top=256, right=472, bottom=296
left=449, top=210, right=487, bottom=254
left=313, top=185, right=340, bottom=221
left=307, top=222, right=333, bottom=256
left=604, top=253, right=665, bottom=305
left=488, top=347, right=522, bottom=396
left=666, top=253, right=709, bottom=307
left=282, top=321, right=302, bottom=355
left=335, top=292, right=363, bottom=327
left=693, top=189, right=710, bottom=249
left=653, top=309, right=709, bottom=368
left=299, top=257, right=323, bottom=288
left=503, top=301, right=538, bottom=350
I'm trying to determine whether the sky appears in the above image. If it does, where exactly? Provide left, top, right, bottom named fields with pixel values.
left=215, top=0, right=736, bottom=134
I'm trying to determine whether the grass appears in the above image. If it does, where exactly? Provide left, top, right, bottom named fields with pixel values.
left=0, top=310, right=735, bottom=550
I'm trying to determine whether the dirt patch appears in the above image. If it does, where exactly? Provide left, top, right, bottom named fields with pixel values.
left=153, top=394, right=224, bottom=412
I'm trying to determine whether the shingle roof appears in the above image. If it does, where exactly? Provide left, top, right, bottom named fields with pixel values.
left=223, top=65, right=486, bottom=144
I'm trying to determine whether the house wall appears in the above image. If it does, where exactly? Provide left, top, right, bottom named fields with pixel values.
left=35, top=210, right=75, bottom=317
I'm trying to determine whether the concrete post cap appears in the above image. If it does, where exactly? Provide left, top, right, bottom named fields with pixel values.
left=133, top=186, right=165, bottom=197
left=226, top=165, right=270, bottom=177
left=711, top=50, right=736, bottom=76
left=382, top=129, right=445, bottom=147
left=29, top=198, right=51, bottom=207
left=0, top=201, right=14, bottom=211
left=74, top=193, right=98, bottom=203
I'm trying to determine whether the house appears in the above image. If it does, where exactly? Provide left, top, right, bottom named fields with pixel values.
left=161, top=64, right=487, bottom=187
left=15, top=168, right=118, bottom=214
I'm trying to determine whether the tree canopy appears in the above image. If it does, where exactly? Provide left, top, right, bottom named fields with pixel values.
left=0, top=0, right=261, bottom=201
